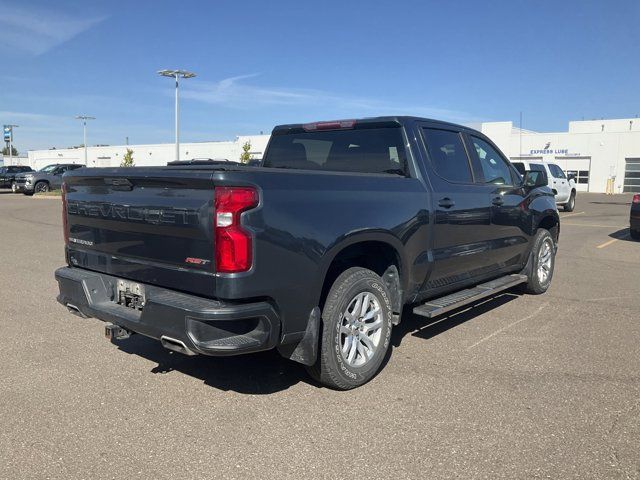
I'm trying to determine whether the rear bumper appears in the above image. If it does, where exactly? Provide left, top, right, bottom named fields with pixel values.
left=55, top=267, right=280, bottom=356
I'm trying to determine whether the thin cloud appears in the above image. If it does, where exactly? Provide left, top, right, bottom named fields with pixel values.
left=0, top=3, right=107, bottom=55
left=182, top=74, right=476, bottom=124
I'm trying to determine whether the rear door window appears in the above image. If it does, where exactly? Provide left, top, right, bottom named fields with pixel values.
left=548, top=164, right=566, bottom=179
left=421, top=128, right=473, bottom=183
left=264, top=127, right=408, bottom=175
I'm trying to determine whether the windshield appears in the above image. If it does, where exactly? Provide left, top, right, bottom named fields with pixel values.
left=38, top=164, right=58, bottom=173
left=263, top=127, right=408, bottom=175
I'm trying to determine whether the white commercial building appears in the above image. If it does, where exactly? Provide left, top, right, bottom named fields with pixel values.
left=478, top=118, right=640, bottom=193
left=18, top=117, right=640, bottom=194
left=0, top=155, right=28, bottom=166
left=22, top=135, right=270, bottom=171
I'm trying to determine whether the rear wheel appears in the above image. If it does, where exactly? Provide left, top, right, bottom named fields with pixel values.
left=34, top=181, right=49, bottom=194
left=563, top=191, right=576, bottom=212
left=520, top=229, right=556, bottom=295
left=307, top=267, right=393, bottom=390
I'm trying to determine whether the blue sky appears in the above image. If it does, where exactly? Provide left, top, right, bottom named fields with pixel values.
left=1, top=0, right=639, bottom=151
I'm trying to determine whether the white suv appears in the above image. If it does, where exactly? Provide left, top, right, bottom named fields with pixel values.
left=512, top=160, right=577, bottom=212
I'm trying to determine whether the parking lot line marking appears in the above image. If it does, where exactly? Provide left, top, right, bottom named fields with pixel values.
left=467, top=302, right=549, bottom=350
left=563, top=223, right=628, bottom=228
left=596, top=238, right=619, bottom=249
left=560, top=211, right=584, bottom=218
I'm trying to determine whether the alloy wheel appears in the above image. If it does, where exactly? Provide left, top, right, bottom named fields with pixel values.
left=537, top=238, right=554, bottom=284
left=339, top=292, right=384, bottom=367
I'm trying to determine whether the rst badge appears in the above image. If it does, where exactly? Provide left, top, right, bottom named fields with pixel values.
left=185, top=257, right=211, bottom=266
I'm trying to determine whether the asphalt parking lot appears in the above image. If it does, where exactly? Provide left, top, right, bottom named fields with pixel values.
left=0, top=191, right=638, bottom=479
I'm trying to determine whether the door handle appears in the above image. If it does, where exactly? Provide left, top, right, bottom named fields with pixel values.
left=492, top=196, right=504, bottom=206
left=438, top=197, right=455, bottom=209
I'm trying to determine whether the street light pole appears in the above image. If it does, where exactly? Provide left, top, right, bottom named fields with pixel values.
left=75, top=116, right=95, bottom=165
left=158, top=69, right=196, bottom=162
left=6, top=124, right=18, bottom=165
left=175, top=73, right=179, bottom=162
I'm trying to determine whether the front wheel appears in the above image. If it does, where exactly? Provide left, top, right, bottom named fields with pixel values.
left=520, top=229, right=556, bottom=295
left=563, top=191, right=576, bottom=212
left=34, top=181, right=50, bottom=193
left=307, top=267, right=394, bottom=390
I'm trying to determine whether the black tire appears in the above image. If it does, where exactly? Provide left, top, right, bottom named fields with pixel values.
left=307, top=267, right=394, bottom=390
left=520, top=229, right=556, bottom=295
left=563, top=191, right=576, bottom=212
left=34, top=181, right=49, bottom=193
left=631, top=229, right=640, bottom=241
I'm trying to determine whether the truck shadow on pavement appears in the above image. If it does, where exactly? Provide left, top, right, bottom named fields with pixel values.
left=390, top=292, right=520, bottom=349
left=113, top=292, right=520, bottom=394
left=114, top=337, right=308, bottom=394
left=608, top=227, right=636, bottom=243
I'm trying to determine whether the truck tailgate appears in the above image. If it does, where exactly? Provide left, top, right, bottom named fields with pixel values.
left=63, top=168, right=217, bottom=298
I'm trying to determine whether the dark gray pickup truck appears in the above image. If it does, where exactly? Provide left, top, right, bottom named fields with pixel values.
left=55, top=117, right=559, bottom=389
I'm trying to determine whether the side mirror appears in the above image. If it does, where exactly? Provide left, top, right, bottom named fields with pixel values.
left=522, top=170, right=548, bottom=188
left=567, top=173, right=576, bottom=182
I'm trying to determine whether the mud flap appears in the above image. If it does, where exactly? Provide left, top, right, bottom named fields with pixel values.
left=278, top=307, right=320, bottom=366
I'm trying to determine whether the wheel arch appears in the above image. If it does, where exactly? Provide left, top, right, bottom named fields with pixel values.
left=536, top=212, right=560, bottom=243
left=317, top=232, right=406, bottom=316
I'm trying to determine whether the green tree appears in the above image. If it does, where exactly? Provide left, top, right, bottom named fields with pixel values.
left=239, top=141, right=252, bottom=163
left=1, top=145, right=18, bottom=156
left=121, top=148, right=135, bottom=167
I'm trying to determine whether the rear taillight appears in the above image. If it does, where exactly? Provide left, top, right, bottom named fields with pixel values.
left=61, top=182, right=69, bottom=245
left=633, top=194, right=640, bottom=204
left=214, top=186, right=259, bottom=273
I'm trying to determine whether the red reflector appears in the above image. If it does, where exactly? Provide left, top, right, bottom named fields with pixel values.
left=214, top=187, right=259, bottom=273
left=61, top=182, right=69, bottom=245
left=303, top=119, right=356, bottom=131
left=633, top=194, right=640, bottom=204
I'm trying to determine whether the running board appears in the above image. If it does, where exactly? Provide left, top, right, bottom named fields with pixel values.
left=413, top=274, right=527, bottom=319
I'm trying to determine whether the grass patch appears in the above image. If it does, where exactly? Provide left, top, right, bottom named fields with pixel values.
left=34, top=190, right=62, bottom=197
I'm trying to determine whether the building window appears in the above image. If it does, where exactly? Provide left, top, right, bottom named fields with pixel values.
left=567, top=170, right=590, bottom=185
left=624, top=159, right=640, bottom=192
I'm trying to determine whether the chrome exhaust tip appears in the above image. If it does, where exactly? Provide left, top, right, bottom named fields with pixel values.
left=66, top=303, right=88, bottom=318
left=160, top=336, right=197, bottom=356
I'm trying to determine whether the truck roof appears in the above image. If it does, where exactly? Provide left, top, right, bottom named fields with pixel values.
left=272, top=116, right=477, bottom=135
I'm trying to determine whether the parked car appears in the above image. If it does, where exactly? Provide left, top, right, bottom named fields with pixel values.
left=55, top=116, right=559, bottom=390
left=14, top=164, right=84, bottom=195
left=0, top=165, right=34, bottom=191
left=631, top=194, right=640, bottom=240
left=512, top=160, right=576, bottom=211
